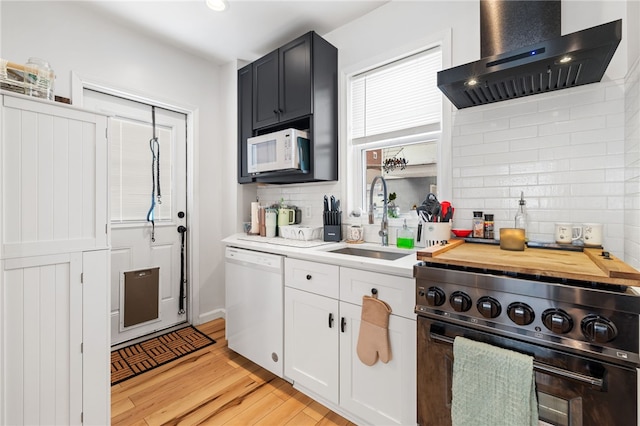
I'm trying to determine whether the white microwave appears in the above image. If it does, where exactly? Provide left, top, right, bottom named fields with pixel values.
left=247, top=128, right=310, bottom=175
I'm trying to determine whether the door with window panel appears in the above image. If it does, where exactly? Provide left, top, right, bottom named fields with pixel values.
left=84, top=90, right=188, bottom=344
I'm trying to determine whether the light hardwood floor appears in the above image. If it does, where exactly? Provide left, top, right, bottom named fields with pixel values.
left=111, top=318, right=357, bottom=426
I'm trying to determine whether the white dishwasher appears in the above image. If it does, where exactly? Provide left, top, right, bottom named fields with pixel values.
left=225, top=246, right=284, bottom=377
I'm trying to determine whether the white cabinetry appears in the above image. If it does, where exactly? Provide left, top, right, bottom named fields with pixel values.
left=284, top=258, right=416, bottom=425
left=0, top=93, right=109, bottom=425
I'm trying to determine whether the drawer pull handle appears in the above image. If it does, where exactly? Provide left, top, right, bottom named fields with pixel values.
left=328, top=313, right=334, bottom=328
left=306, top=274, right=312, bottom=280
left=341, top=317, right=346, bottom=333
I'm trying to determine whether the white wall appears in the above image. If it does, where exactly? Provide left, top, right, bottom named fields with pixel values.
left=0, top=1, right=226, bottom=323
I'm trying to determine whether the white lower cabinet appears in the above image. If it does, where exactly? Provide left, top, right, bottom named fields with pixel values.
left=1, top=250, right=110, bottom=425
left=284, top=286, right=339, bottom=404
left=284, top=258, right=416, bottom=425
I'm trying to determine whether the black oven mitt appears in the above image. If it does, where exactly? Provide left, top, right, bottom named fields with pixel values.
left=357, top=295, right=392, bottom=366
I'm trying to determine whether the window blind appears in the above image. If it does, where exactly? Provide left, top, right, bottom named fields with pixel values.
left=350, top=47, right=442, bottom=143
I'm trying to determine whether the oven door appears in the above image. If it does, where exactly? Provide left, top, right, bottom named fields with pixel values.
left=417, top=316, right=638, bottom=426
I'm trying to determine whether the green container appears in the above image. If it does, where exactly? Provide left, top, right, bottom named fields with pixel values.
left=397, top=219, right=414, bottom=249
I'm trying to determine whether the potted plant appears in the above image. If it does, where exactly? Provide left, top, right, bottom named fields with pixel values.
left=387, top=192, right=400, bottom=218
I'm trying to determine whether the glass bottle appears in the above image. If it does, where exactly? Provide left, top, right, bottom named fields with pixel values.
left=472, top=211, right=484, bottom=238
left=484, top=214, right=494, bottom=239
left=514, top=191, right=528, bottom=240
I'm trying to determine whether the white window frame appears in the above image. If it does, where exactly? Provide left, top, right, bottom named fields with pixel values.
left=342, top=30, right=452, bottom=223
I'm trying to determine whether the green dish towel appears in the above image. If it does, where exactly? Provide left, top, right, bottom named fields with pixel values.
left=451, top=336, right=538, bottom=426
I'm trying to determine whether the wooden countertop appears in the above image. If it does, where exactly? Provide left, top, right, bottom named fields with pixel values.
left=416, top=240, right=640, bottom=287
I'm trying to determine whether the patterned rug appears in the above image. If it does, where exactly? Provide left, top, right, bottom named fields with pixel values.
left=111, top=325, right=216, bottom=386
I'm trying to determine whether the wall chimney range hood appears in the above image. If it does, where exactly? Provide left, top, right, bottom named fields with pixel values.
left=438, top=0, right=622, bottom=109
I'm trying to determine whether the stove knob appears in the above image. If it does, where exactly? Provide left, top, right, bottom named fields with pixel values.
left=507, top=302, right=535, bottom=326
left=581, top=315, right=618, bottom=343
left=450, top=291, right=472, bottom=312
left=477, top=296, right=501, bottom=318
left=542, top=309, right=573, bottom=334
left=426, top=287, right=446, bottom=307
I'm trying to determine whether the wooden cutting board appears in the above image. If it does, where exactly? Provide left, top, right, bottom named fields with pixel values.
left=416, top=240, right=640, bottom=287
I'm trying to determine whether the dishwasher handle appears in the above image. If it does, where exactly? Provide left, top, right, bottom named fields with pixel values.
left=225, top=247, right=283, bottom=273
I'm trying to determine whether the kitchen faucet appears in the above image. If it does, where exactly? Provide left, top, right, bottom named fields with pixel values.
left=368, top=175, right=388, bottom=246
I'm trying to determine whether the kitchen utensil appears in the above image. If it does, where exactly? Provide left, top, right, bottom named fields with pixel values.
left=324, top=195, right=329, bottom=213
left=423, top=193, right=441, bottom=222
left=439, top=201, right=453, bottom=222
left=330, top=195, right=336, bottom=211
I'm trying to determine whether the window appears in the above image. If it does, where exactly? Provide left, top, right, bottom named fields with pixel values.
left=348, top=46, right=443, bottom=221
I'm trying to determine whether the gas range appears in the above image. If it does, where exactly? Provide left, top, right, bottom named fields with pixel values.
left=414, top=261, right=640, bottom=366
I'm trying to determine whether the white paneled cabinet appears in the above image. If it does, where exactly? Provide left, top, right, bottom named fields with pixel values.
left=284, top=258, right=416, bottom=425
left=0, top=93, right=110, bottom=425
left=285, top=286, right=339, bottom=404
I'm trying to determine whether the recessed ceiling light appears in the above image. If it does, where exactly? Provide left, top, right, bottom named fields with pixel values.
left=206, top=0, right=227, bottom=12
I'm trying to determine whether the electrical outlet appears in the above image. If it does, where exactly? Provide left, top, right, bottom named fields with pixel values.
left=305, top=206, right=312, bottom=218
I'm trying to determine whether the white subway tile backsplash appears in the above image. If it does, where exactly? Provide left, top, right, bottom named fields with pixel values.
left=484, top=126, right=538, bottom=143
left=538, top=115, right=606, bottom=137
left=459, top=118, right=509, bottom=136
left=481, top=100, right=538, bottom=121
left=537, top=84, right=605, bottom=112
left=570, top=100, right=624, bottom=120
left=459, top=164, right=511, bottom=177
left=509, top=109, right=569, bottom=128
left=451, top=77, right=633, bottom=255
left=570, top=127, right=623, bottom=144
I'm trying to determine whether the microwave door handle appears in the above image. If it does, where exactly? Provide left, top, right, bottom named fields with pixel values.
left=428, top=332, right=603, bottom=389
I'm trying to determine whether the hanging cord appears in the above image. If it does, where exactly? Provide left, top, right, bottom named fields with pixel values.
left=146, top=107, right=162, bottom=242
left=177, top=225, right=187, bottom=314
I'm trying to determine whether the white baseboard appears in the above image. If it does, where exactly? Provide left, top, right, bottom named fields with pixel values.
left=197, top=308, right=225, bottom=325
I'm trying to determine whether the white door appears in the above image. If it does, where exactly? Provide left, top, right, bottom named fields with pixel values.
left=83, top=90, right=188, bottom=345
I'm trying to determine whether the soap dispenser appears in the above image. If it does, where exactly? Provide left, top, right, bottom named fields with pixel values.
left=397, top=219, right=415, bottom=249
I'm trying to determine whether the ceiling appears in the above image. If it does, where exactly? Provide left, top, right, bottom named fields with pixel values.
left=81, top=0, right=388, bottom=65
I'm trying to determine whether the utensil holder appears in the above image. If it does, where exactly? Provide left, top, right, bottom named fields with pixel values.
left=422, top=222, right=451, bottom=247
left=324, top=225, right=341, bottom=242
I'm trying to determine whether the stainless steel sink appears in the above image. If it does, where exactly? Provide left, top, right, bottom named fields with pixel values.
left=328, top=246, right=411, bottom=260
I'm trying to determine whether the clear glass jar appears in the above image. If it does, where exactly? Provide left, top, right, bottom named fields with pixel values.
left=25, top=57, right=54, bottom=100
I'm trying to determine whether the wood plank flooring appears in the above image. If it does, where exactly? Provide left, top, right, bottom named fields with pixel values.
left=111, top=318, right=357, bottom=426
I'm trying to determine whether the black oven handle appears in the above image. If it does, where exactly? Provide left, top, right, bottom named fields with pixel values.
left=429, top=332, right=604, bottom=389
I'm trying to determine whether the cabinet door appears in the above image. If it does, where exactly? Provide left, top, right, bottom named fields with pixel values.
left=284, top=287, right=339, bottom=404
left=252, top=50, right=279, bottom=129
left=1, top=95, right=108, bottom=259
left=339, top=301, right=417, bottom=425
left=237, top=64, right=254, bottom=183
left=1, top=253, right=83, bottom=425
left=279, top=33, right=312, bottom=122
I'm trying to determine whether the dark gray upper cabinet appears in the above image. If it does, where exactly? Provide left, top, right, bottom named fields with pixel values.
left=237, top=63, right=254, bottom=183
left=238, top=31, right=338, bottom=184
left=253, top=34, right=313, bottom=129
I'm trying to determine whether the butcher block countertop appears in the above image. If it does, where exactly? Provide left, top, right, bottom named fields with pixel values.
left=416, top=240, right=640, bottom=287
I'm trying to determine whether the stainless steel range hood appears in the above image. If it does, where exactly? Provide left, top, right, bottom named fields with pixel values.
left=438, top=1, right=622, bottom=109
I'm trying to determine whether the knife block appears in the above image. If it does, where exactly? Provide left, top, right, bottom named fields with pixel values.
left=324, top=225, right=341, bottom=242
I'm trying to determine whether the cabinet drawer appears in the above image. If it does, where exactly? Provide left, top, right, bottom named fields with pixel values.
left=340, top=268, right=415, bottom=320
left=285, top=258, right=339, bottom=299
